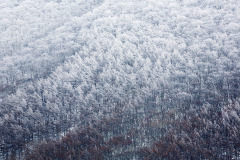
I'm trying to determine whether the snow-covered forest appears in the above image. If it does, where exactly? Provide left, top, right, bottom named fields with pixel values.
left=0, top=0, right=240, bottom=159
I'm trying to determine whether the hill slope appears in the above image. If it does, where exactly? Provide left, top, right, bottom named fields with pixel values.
left=0, top=0, right=240, bottom=159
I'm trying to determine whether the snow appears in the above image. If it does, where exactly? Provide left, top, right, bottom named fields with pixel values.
left=0, top=0, right=240, bottom=159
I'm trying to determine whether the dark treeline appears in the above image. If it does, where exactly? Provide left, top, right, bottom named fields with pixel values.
left=24, top=98, right=240, bottom=160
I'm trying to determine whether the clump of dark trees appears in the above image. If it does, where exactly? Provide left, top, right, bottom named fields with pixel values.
left=24, top=98, right=240, bottom=160
left=25, top=116, right=134, bottom=160
left=141, top=102, right=240, bottom=160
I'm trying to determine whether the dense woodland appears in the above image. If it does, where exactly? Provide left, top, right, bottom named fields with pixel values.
left=0, top=0, right=240, bottom=159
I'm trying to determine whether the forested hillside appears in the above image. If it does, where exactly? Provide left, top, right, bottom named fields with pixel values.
left=0, top=0, right=240, bottom=159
